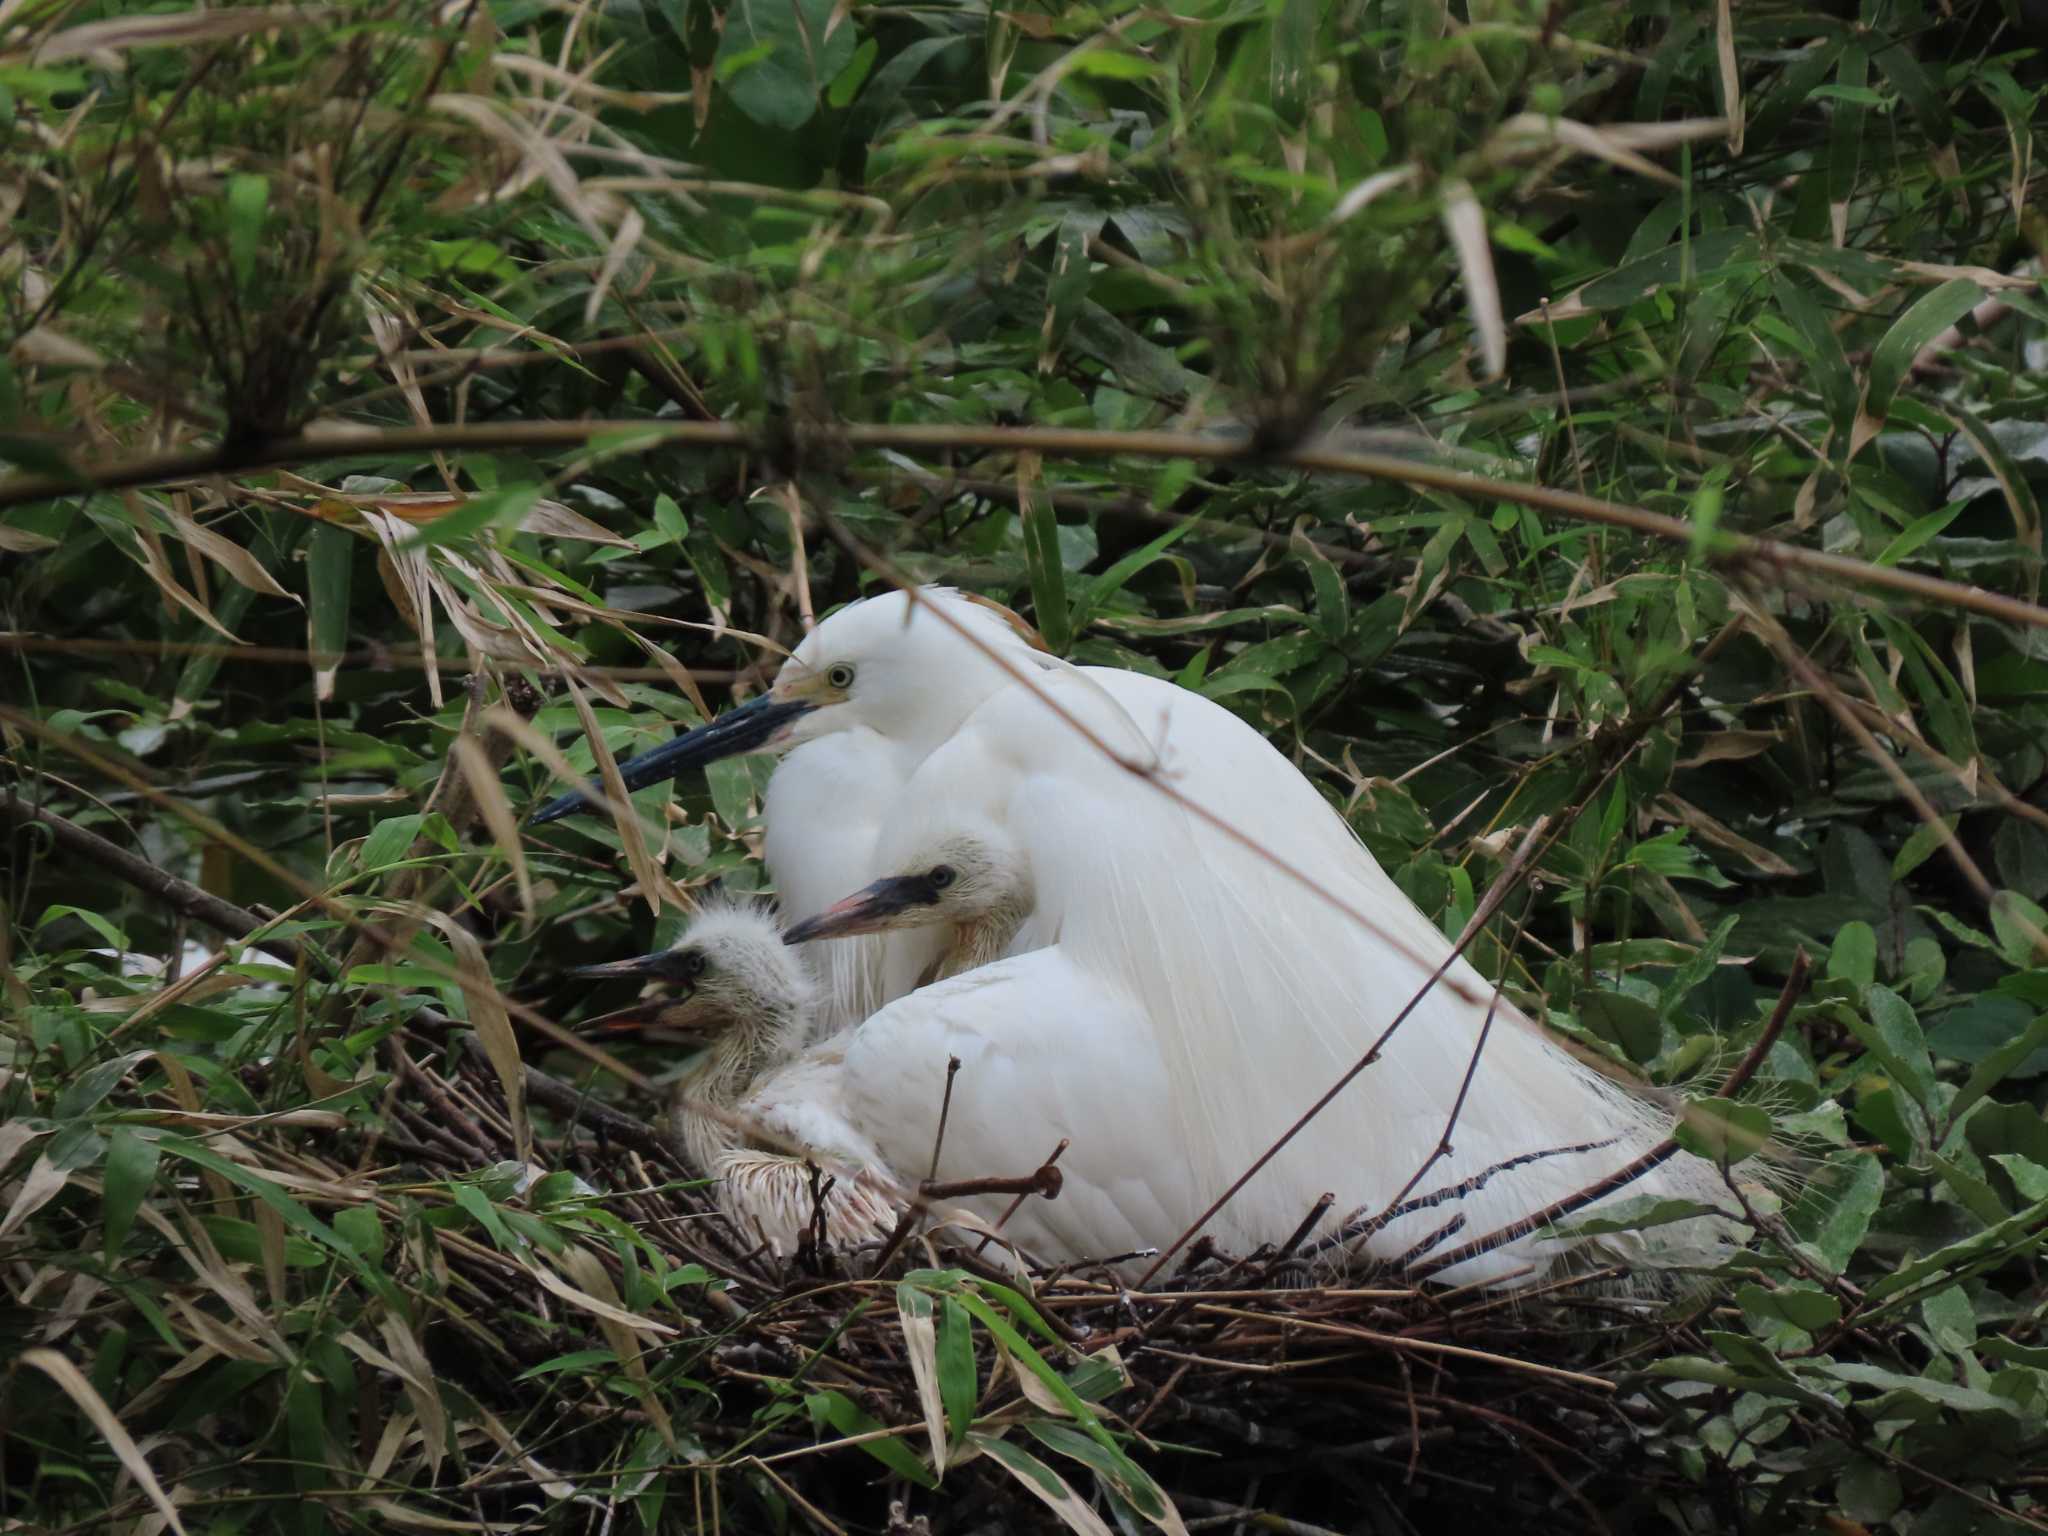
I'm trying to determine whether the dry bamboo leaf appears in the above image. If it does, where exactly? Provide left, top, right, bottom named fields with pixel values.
left=128, top=509, right=242, bottom=642
left=0, top=525, right=59, bottom=552
left=898, top=1291, right=951, bottom=1473
left=554, top=1246, right=678, bottom=1449
left=18, top=1349, right=189, bottom=1536
left=1489, top=115, right=1665, bottom=185
left=362, top=511, right=441, bottom=705
left=1677, top=730, right=1782, bottom=768
left=159, top=500, right=294, bottom=600
left=37, top=7, right=318, bottom=61
left=1, top=1148, right=76, bottom=1238
left=1715, top=0, right=1743, bottom=154
left=335, top=1321, right=449, bottom=1479
left=563, top=674, right=664, bottom=916
left=484, top=705, right=632, bottom=823
left=254, top=1201, right=289, bottom=1311
left=516, top=498, right=635, bottom=546
left=585, top=207, right=646, bottom=325
left=1440, top=181, right=1504, bottom=381
left=451, top=734, right=534, bottom=919
left=528, top=1251, right=678, bottom=1339
left=969, top=1431, right=1114, bottom=1536
left=1655, top=794, right=1799, bottom=877
left=422, top=911, right=528, bottom=1165
left=364, top=1497, right=523, bottom=1532
left=11, top=325, right=105, bottom=368
left=0, top=1119, right=47, bottom=1174
left=166, top=1295, right=276, bottom=1363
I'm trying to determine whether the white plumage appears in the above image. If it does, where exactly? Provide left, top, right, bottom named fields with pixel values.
left=564, top=587, right=1749, bottom=1285
left=574, top=902, right=899, bottom=1255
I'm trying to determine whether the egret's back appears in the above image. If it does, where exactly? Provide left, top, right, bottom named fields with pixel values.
left=939, top=670, right=1741, bottom=1283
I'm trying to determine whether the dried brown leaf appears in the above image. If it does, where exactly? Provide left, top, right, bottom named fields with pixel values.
left=451, top=734, right=534, bottom=919
left=1440, top=181, right=1503, bottom=381
left=18, top=1348, right=189, bottom=1535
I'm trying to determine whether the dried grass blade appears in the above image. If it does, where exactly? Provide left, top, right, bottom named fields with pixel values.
left=1440, top=181, right=1503, bottom=381
left=36, top=7, right=316, bottom=61
left=450, top=734, right=534, bottom=919
left=897, top=1286, right=951, bottom=1472
left=563, top=674, right=665, bottom=915
left=423, top=911, right=528, bottom=1165
left=1716, top=0, right=1744, bottom=154
left=17, top=1348, right=190, bottom=1536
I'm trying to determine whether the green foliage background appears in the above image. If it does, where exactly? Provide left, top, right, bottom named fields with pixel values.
left=3, top=0, right=2048, bottom=1530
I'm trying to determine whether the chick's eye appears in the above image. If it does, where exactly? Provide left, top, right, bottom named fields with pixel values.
left=825, top=663, right=856, bottom=690
left=927, top=865, right=957, bottom=890
left=682, top=953, right=708, bottom=979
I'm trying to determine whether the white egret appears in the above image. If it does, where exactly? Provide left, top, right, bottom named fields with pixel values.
left=544, top=586, right=1746, bottom=1282
left=797, top=668, right=1746, bottom=1282
left=572, top=903, right=898, bottom=1253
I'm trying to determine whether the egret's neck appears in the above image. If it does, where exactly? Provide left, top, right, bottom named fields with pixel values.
left=935, top=890, right=1033, bottom=982
left=671, top=997, right=809, bottom=1173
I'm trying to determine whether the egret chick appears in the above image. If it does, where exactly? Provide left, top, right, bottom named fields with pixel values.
left=573, top=903, right=899, bottom=1254
left=786, top=827, right=1197, bottom=1274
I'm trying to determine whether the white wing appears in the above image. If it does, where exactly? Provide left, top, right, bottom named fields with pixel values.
left=841, top=947, right=1194, bottom=1273
left=892, top=667, right=1738, bottom=1284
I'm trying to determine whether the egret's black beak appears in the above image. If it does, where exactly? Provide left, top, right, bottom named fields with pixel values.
left=568, top=951, right=708, bottom=1040
left=784, top=874, right=945, bottom=944
left=530, top=694, right=817, bottom=826
left=569, top=951, right=691, bottom=983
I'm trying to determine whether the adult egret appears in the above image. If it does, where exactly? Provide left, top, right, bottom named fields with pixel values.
left=572, top=902, right=898, bottom=1253
left=798, top=671, right=1744, bottom=1286
left=545, top=586, right=1745, bottom=1279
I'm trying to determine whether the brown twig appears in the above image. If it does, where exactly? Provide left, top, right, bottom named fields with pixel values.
left=3, top=420, right=2044, bottom=631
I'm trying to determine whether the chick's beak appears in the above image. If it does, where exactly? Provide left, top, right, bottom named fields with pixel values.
left=569, top=952, right=709, bottom=1041
left=783, top=874, right=942, bottom=944
left=530, top=692, right=818, bottom=826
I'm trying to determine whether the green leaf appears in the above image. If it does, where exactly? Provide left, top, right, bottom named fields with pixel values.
left=54, top=1050, right=155, bottom=1119
left=1737, top=1282, right=1841, bottom=1336
left=225, top=173, right=268, bottom=290
left=1891, top=816, right=1958, bottom=879
left=804, top=1390, right=937, bottom=1487
left=102, top=1129, right=161, bottom=1260
left=1020, top=478, right=1072, bottom=654
left=1578, top=989, right=1663, bottom=1064
left=1674, top=1099, right=1773, bottom=1166
left=1826, top=920, right=1876, bottom=991
left=359, top=814, right=425, bottom=871
left=1770, top=271, right=1857, bottom=438
left=1990, top=890, right=2048, bottom=969
left=715, top=0, right=857, bottom=131
left=967, top=1433, right=1112, bottom=1536
left=38, top=903, right=129, bottom=952
left=392, top=485, right=542, bottom=552
left=1847, top=985, right=1937, bottom=1111
left=826, top=36, right=877, bottom=107
left=937, top=1296, right=977, bottom=1443
left=1863, top=279, right=1986, bottom=430
left=305, top=521, right=355, bottom=701
left=1949, top=1012, right=2048, bottom=1124
left=516, top=1349, right=620, bottom=1381
left=1837, top=1459, right=1904, bottom=1525
left=1291, top=522, right=1348, bottom=642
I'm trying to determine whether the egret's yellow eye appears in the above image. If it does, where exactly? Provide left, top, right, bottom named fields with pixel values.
left=825, top=663, right=856, bottom=690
